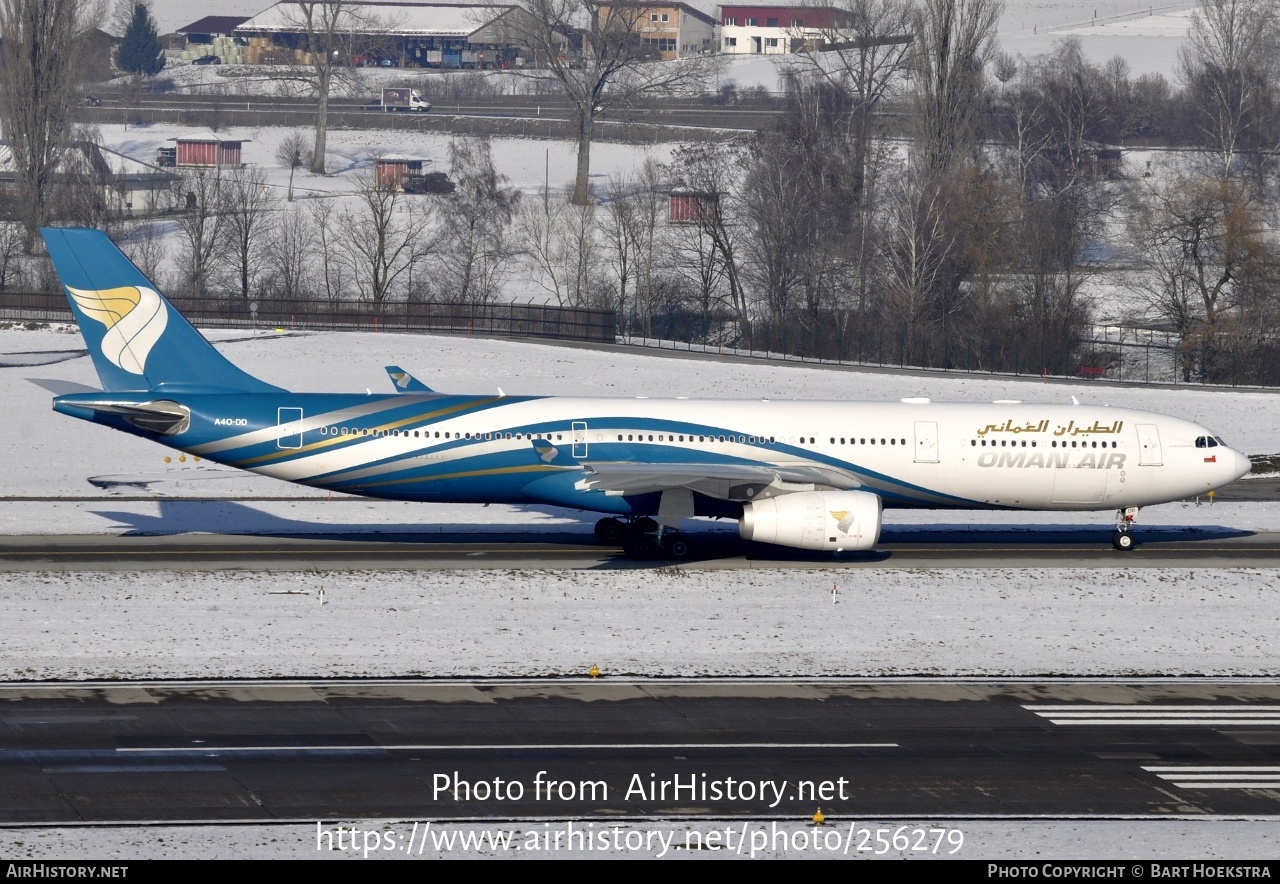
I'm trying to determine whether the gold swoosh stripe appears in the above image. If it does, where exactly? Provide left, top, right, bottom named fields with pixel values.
left=352, top=463, right=561, bottom=491
left=234, top=397, right=504, bottom=468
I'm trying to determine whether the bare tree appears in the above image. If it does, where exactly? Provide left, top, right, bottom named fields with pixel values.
left=223, top=166, right=277, bottom=299
left=306, top=199, right=345, bottom=304
left=880, top=168, right=960, bottom=360
left=117, top=219, right=166, bottom=286
left=437, top=137, right=521, bottom=305
left=784, top=0, right=912, bottom=203
left=0, top=222, right=26, bottom=289
left=910, top=0, right=1002, bottom=175
left=0, top=0, right=103, bottom=251
left=1177, top=0, right=1280, bottom=177
left=267, top=2, right=381, bottom=174
left=510, top=0, right=709, bottom=204
left=668, top=142, right=751, bottom=345
left=601, top=174, right=641, bottom=330
left=174, top=170, right=227, bottom=298
left=630, top=159, right=669, bottom=338
left=520, top=198, right=574, bottom=305
left=264, top=203, right=312, bottom=301
left=338, top=169, right=433, bottom=309
left=275, top=130, right=313, bottom=201
left=1127, top=171, right=1271, bottom=380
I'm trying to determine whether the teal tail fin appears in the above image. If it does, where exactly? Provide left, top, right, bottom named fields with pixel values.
left=385, top=365, right=434, bottom=393
left=40, top=227, right=282, bottom=394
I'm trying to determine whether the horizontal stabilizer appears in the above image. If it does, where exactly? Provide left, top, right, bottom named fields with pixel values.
left=54, top=395, right=190, bottom=435
left=385, top=366, right=434, bottom=393
left=26, top=378, right=99, bottom=396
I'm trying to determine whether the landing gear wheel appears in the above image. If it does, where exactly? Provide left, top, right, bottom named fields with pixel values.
left=624, top=534, right=656, bottom=560
left=666, top=535, right=691, bottom=559
left=1112, top=530, right=1134, bottom=551
left=594, top=517, right=626, bottom=545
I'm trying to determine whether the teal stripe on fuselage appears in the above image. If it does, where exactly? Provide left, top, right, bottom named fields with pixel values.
left=59, top=389, right=984, bottom=511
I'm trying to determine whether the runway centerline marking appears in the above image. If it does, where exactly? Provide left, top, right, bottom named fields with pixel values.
left=117, top=742, right=900, bottom=753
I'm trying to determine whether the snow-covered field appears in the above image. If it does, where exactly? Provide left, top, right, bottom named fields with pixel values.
left=4, top=566, right=1279, bottom=680
left=5, top=818, right=1278, bottom=860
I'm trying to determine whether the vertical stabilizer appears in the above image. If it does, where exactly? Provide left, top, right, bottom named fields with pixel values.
left=40, top=227, right=282, bottom=393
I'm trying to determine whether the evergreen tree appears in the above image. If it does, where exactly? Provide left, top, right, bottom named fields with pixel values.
left=117, top=3, right=165, bottom=77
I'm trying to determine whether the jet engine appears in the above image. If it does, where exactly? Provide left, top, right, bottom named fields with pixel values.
left=739, top=489, right=882, bottom=551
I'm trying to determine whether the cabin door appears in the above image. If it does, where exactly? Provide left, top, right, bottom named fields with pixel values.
left=572, top=421, right=588, bottom=459
left=277, top=407, right=304, bottom=449
left=913, top=421, right=939, bottom=463
left=1136, top=423, right=1162, bottom=465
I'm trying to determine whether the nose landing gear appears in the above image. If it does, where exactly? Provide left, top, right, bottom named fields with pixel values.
left=1112, top=506, right=1139, bottom=551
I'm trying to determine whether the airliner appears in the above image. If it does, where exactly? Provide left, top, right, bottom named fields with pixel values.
left=41, top=228, right=1252, bottom=557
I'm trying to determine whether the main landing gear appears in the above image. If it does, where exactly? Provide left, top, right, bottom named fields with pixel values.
left=1112, top=506, right=1139, bottom=551
left=594, top=517, right=691, bottom=560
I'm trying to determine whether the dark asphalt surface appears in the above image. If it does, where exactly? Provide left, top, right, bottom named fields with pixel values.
left=2, top=680, right=1278, bottom=823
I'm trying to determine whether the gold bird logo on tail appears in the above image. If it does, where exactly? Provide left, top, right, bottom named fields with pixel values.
left=66, top=285, right=168, bottom=376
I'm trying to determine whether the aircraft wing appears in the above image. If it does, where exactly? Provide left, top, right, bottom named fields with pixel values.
left=575, top=460, right=862, bottom=500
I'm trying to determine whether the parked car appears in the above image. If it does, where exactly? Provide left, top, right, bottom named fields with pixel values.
left=193, top=55, right=221, bottom=65
left=155, top=147, right=176, bottom=168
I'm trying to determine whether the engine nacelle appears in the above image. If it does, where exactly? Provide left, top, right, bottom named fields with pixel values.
left=739, top=489, right=882, bottom=551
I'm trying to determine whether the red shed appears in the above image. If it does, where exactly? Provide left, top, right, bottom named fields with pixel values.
left=375, top=155, right=427, bottom=190
left=173, top=136, right=245, bottom=168
left=668, top=189, right=718, bottom=224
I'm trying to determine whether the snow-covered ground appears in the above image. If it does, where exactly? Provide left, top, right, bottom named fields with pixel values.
left=4, top=566, right=1279, bottom=679
left=5, top=818, right=1278, bottom=860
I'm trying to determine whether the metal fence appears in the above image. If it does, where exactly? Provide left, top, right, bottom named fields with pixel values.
left=622, top=319, right=1280, bottom=390
left=0, top=291, right=616, bottom=344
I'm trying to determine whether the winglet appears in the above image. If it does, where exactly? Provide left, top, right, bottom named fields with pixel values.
left=385, top=366, right=434, bottom=393
left=531, top=437, right=579, bottom=465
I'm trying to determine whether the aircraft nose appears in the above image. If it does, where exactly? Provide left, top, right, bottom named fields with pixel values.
left=1232, top=449, right=1252, bottom=481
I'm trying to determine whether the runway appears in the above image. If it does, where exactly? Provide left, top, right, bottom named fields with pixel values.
left=1, top=528, right=1278, bottom=570
left=2, top=680, right=1279, bottom=823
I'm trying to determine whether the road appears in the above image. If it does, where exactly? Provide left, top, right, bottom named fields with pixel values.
left=2, top=679, right=1278, bottom=823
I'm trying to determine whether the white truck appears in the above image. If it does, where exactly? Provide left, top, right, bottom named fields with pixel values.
left=372, top=87, right=431, bottom=113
